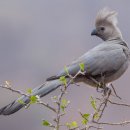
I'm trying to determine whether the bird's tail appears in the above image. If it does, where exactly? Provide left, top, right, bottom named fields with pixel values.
left=0, top=79, right=65, bottom=115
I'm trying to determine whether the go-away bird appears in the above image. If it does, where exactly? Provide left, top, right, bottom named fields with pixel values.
left=0, top=8, right=129, bottom=115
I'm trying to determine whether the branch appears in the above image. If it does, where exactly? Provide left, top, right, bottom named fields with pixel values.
left=1, top=70, right=130, bottom=130
left=93, top=120, right=130, bottom=126
left=0, top=85, right=28, bottom=96
left=37, top=101, right=57, bottom=113
left=0, top=84, right=56, bottom=113
left=54, top=70, right=86, bottom=130
left=108, top=99, right=130, bottom=107
left=54, top=75, right=75, bottom=129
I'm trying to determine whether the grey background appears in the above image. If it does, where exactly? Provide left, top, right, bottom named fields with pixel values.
left=0, top=0, right=130, bottom=130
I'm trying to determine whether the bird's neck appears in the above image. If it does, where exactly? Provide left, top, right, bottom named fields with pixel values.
left=108, top=26, right=123, bottom=41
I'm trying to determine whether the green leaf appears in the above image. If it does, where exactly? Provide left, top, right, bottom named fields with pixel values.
left=90, top=96, right=97, bottom=111
left=82, top=119, right=88, bottom=125
left=30, top=95, right=38, bottom=104
left=93, top=112, right=100, bottom=120
left=61, top=99, right=68, bottom=106
left=52, top=96, right=57, bottom=100
left=18, top=99, right=25, bottom=105
left=66, top=121, right=78, bottom=129
left=81, top=113, right=90, bottom=125
left=66, top=123, right=71, bottom=129
left=71, top=121, right=78, bottom=128
left=61, top=99, right=69, bottom=112
left=64, top=66, right=69, bottom=75
left=82, top=113, right=90, bottom=119
left=27, top=88, right=32, bottom=94
left=79, top=63, right=85, bottom=72
left=42, top=120, right=51, bottom=126
left=59, top=76, right=67, bottom=86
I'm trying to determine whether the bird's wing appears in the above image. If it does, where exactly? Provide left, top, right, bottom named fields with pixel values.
left=47, top=43, right=127, bottom=81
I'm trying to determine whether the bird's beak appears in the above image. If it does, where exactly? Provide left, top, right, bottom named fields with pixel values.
left=91, top=29, right=97, bottom=36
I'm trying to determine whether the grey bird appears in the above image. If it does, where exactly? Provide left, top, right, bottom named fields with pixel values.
left=0, top=8, right=130, bottom=115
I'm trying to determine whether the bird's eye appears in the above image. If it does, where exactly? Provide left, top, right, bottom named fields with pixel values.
left=100, top=27, right=105, bottom=31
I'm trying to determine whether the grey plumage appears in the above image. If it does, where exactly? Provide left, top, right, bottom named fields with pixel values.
left=0, top=8, right=130, bottom=115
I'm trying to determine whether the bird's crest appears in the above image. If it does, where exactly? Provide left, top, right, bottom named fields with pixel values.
left=95, top=7, right=118, bottom=27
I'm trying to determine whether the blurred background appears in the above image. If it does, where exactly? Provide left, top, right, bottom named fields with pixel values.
left=0, top=0, right=130, bottom=130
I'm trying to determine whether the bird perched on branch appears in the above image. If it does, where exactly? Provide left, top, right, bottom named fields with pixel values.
left=0, top=7, right=130, bottom=115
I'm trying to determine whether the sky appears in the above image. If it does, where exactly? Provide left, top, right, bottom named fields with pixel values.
left=0, top=0, right=130, bottom=130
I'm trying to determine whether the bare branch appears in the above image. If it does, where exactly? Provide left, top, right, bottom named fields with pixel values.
left=110, top=83, right=122, bottom=99
left=0, top=85, right=28, bottom=96
left=37, top=101, right=57, bottom=113
left=108, top=99, right=130, bottom=107
left=93, top=120, right=130, bottom=126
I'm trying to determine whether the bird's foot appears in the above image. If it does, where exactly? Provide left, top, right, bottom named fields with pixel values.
left=102, top=87, right=111, bottom=97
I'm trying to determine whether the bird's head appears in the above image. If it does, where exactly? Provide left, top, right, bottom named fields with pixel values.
left=91, top=8, right=122, bottom=41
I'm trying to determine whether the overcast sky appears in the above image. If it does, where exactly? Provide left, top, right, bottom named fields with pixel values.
left=0, top=1, right=130, bottom=130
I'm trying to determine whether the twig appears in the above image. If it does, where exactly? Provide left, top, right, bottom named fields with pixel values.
left=108, top=100, right=130, bottom=107
left=55, top=79, right=71, bottom=130
left=0, top=85, right=57, bottom=113
left=0, top=85, right=28, bottom=96
left=93, top=120, right=130, bottom=126
left=110, top=83, right=122, bottom=99
left=37, top=101, right=57, bottom=113
left=85, top=125, right=102, bottom=130
left=98, top=89, right=111, bottom=121
left=54, top=70, right=85, bottom=130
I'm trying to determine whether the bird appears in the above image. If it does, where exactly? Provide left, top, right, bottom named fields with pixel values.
left=0, top=7, right=130, bottom=115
